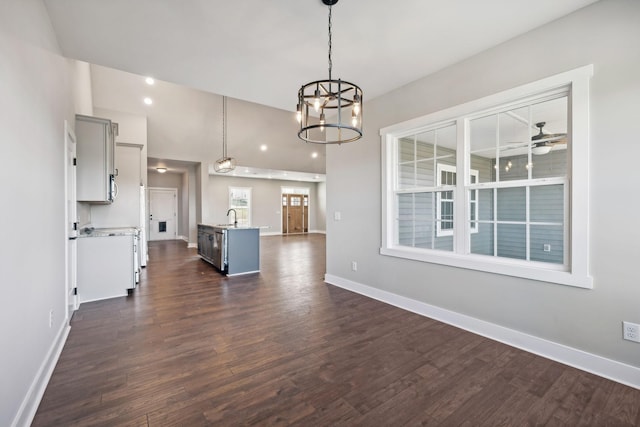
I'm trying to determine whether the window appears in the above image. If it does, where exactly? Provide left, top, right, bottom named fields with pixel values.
left=229, top=187, right=251, bottom=226
left=436, top=164, right=478, bottom=237
left=381, top=65, right=593, bottom=288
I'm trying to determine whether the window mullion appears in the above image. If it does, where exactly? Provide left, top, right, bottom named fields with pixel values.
left=526, top=186, right=531, bottom=261
left=493, top=188, right=498, bottom=257
left=455, top=118, right=468, bottom=254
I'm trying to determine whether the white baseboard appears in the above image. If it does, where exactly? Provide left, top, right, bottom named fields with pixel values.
left=324, top=274, right=640, bottom=390
left=260, top=231, right=327, bottom=237
left=260, top=231, right=282, bottom=236
left=179, top=235, right=197, bottom=248
left=12, top=320, right=71, bottom=427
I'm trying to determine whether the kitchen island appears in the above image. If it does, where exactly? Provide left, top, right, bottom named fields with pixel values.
left=197, top=224, right=260, bottom=275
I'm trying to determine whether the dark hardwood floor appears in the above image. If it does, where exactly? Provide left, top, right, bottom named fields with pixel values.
left=34, top=234, right=640, bottom=426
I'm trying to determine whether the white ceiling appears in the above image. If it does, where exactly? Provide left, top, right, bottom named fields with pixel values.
left=43, top=0, right=599, bottom=113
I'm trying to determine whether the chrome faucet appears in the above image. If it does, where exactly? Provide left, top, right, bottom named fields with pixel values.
left=226, top=209, right=238, bottom=227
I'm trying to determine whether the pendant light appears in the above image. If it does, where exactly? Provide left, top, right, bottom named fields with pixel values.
left=297, top=0, right=363, bottom=144
left=214, top=96, right=236, bottom=173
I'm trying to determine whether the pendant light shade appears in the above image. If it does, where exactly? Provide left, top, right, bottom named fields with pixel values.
left=297, top=0, right=363, bottom=144
left=214, top=96, right=236, bottom=173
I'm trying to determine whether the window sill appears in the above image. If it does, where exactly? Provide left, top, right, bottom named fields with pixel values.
left=380, top=246, right=593, bottom=289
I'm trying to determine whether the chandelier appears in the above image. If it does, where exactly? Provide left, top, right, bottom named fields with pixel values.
left=214, top=96, right=236, bottom=173
left=297, top=0, right=363, bottom=144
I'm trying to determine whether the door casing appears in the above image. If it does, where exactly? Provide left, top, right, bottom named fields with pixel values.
left=148, top=187, right=178, bottom=241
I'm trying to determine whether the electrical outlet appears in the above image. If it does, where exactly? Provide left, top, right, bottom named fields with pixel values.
left=543, top=244, right=551, bottom=252
left=622, top=321, right=640, bottom=342
left=351, top=261, right=357, bottom=271
left=334, top=211, right=341, bottom=221
left=49, top=309, right=53, bottom=328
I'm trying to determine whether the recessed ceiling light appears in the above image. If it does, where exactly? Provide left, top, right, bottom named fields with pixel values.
left=314, top=175, right=320, bottom=179
left=144, top=97, right=153, bottom=105
left=156, top=167, right=167, bottom=173
left=145, top=77, right=155, bottom=85
left=311, top=152, right=318, bottom=158
left=244, top=168, right=249, bottom=173
left=260, top=144, right=268, bottom=151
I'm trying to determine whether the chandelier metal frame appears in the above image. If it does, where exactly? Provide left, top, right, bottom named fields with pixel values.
left=297, top=0, right=363, bottom=144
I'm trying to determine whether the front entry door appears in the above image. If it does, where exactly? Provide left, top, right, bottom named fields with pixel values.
left=282, top=194, right=308, bottom=234
left=149, top=188, right=177, bottom=241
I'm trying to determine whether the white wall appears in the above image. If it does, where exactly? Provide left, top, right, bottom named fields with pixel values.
left=89, top=64, right=326, bottom=174
left=93, top=107, right=148, bottom=187
left=206, top=176, right=323, bottom=234
left=326, top=0, right=640, bottom=374
left=70, top=60, right=93, bottom=116
left=86, top=108, right=147, bottom=229
left=0, top=0, right=80, bottom=425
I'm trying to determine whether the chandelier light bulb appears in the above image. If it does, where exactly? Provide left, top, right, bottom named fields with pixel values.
left=296, top=104, right=302, bottom=123
left=353, top=94, right=361, bottom=115
left=319, top=112, right=326, bottom=132
left=351, top=111, right=358, bottom=127
left=313, top=88, right=322, bottom=112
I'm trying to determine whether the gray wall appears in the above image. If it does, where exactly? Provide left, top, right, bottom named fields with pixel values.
left=207, top=176, right=324, bottom=234
left=148, top=171, right=185, bottom=236
left=327, top=0, right=640, bottom=368
left=0, top=0, right=78, bottom=424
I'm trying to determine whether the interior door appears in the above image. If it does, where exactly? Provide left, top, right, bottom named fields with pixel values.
left=65, top=121, right=78, bottom=316
left=282, top=194, right=307, bottom=234
left=148, top=188, right=177, bottom=241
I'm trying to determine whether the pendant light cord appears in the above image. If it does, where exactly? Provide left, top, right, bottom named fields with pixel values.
left=222, top=96, right=227, bottom=158
left=328, top=4, right=332, bottom=80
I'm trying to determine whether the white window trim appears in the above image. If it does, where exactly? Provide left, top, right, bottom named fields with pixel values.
left=229, top=186, right=252, bottom=226
left=380, top=65, right=593, bottom=289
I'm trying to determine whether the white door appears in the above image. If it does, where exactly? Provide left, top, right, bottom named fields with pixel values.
left=65, top=121, right=78, bottom=316
left=148, top=188, right=177, bottom=241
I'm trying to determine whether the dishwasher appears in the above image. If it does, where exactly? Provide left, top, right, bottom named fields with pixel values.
left=210, top=228, right=227, bottom=271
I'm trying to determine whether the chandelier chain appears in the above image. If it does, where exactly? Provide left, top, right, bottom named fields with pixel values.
left=328, top=4, right=332, bottom=80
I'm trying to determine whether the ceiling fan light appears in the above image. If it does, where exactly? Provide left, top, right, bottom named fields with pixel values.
left=532, top=145, right=552, bottom=155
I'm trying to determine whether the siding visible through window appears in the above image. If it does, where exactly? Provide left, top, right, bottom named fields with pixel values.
left=380, top=64, right=593, bottom=288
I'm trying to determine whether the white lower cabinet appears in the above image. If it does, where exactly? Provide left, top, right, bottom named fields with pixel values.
left=77, top=235, right=135, bottom=303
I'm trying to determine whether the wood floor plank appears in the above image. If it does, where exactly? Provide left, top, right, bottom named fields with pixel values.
left=31, top=235, right=640, bottom=426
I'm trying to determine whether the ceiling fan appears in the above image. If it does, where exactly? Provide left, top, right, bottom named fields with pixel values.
left=530, top=121, right=567, bottom=155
